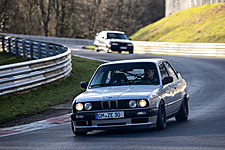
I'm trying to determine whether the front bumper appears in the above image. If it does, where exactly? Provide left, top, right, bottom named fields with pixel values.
left=71, top=108, right=158, bottom=132
left=110, top=45, right=133, bottom=52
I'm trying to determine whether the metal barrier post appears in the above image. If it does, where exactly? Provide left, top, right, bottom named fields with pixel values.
left=1, top=36, right=5, bottom=52
left=46, top=44, right=49, bottom=57
left=15, top=39, right=18, bottom=56
left=22, top=40, right=26, bottom=57
left=53, top=45, right=56, bottom=56
left=8, top=38, right=12, bottom=54
left=59, top=47, right=63, bottom=54
left=30, top=42, right=33, bottom=59
left=38, top=42, right=42, bottom=59
left=61, top=47, right=65, bottom=53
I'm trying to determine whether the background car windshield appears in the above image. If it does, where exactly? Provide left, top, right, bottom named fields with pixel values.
left=89, top=63, right=160, bottom=88
left=107, top=33, right=128, bottom=39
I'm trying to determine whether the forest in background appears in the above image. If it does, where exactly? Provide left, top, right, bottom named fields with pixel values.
left=0, top=0, right=165, bottom=39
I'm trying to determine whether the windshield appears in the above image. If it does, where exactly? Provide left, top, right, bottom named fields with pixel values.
left=89, top=63, right=160, bottom=89
left=107, top=33, right=128, bottom=40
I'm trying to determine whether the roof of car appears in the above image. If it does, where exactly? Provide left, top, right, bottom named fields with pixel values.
left=100, top=31, right=125, bottom=34
left=100, top=59, right=165, bottom=66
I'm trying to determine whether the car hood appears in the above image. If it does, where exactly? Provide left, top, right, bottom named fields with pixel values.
left=107, top=39, right=132, bottom=43
left=75, top=85, right=160, bottom=103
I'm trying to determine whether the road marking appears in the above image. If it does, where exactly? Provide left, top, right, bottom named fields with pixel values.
left=72, top=54, right=109, bottom=62
left=70, top=48, right=110, bottom=62
left=0, top=114, right=71, bottom=138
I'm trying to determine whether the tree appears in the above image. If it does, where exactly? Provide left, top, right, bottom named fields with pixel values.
left=38, top=0, right=52, bottom=36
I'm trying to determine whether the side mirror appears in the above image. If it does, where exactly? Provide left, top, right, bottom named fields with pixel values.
left=162, top=76, right=173, bottom=86
left=96, top=33, right=99, bottom=36
left=129, top=38, right=132, bottom=40
left=80, top=81, right=88, bottom=89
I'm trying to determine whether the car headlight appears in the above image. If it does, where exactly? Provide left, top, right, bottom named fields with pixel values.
left=138, top=99, right=147, bottom=107
left=84, top=103, right=92, bottom=110
left=76, top=103, right=83, bottom=111
left=129, top=100, right=137, bottom=108
left=112, top=42, right=119, bottom=46
left=127, top=43, right=133, bottom=46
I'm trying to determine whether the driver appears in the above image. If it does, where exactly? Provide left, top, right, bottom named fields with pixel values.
left=143, top=68, right=157, bottom=84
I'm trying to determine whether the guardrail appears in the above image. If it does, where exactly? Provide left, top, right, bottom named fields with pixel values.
left=0, top=33, right=93, bottom=48
left=2, top=33, right=225, bottom=58
left=132, top=41, right=225, bottom=57
left=0, top=35, right=72, bottom=96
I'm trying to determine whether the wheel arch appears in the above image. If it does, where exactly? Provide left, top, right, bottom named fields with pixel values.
left=156, top=97, right=165, bottom=108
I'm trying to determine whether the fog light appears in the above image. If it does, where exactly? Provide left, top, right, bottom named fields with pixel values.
left=76, top=103, right=83, bottom=111
left=84, top=103, right=92, bottom=110
left=138, top=99, right=147, bottom=107
left=129, top=100, right=137, bottom=108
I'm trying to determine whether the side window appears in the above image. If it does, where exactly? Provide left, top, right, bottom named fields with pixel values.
left=163, top=62, right=178, bottom=80
left=158, top=63, right=169, bottom=79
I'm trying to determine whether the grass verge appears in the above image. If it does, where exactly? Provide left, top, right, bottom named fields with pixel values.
left=130, top=3, right=225, bottom=43
left=0, top=56, right=102, bottom=123
left=0, top=51, right=30, bottom=66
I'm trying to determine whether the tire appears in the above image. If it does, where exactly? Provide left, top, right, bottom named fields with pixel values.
left=71, top=121, right=87, bottom=136
left=129, top=50, right=133, bottom=54
left=175, top=99, right=189, bottom=121
left=156, top=101, right=167, bottom=130
left=107, top=48, right=111, bottom=53
left=95, top=47, right=100, bottom=52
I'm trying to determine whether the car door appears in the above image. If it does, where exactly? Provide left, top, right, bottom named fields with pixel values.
left=163, top=61, right=183, bottom=114
left=97, top=32, right=105, bottom=50
left=158, top=62, right=175, bottom=116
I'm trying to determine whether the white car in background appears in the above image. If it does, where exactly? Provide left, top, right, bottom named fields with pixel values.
left=94, top=31, right=134, bottom=54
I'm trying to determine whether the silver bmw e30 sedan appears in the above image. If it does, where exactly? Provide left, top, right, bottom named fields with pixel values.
left=71, top=59, right=189, bottom=135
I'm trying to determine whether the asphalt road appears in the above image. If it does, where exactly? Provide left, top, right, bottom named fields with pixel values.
left=1, top=48, right=225, bottom=150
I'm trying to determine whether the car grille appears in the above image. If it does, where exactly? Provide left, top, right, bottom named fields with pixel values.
left=118, top=43, right=127, bottom=46
left=90, top=100, right=129, bottom=110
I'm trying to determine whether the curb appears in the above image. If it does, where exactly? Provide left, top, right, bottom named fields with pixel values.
left=0, top=114, right=71, bottom=138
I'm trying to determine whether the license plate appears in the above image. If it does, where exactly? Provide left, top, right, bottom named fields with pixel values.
left=96, top=111, right=124, bottom=119
left=120, top=46, right=127, bottom=49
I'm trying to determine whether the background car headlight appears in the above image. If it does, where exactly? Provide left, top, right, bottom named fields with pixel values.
left=84, top=103, right=92, bottom=110
left=127, top=43, right=133, bottom=46
left=76, top=103, right=83, bottom=111
left=129, top=100, right=137, bottom=108
left=138, top=99, right=147, bottom=107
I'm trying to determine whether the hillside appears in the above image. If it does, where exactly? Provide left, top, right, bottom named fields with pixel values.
left=130, top=3, right=225, bottom=43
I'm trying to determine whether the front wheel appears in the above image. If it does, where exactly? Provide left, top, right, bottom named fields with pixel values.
left=95, top=47, right=100, bottom=52
left=156, top=101, right=166, bottom=130
left=71, top=121, right=87, bottom=136
left=175, top=99, right=189, bottom=121
left=107, top=48, right=112, bottom=53
left=129, top=50, right=133, bottom=54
